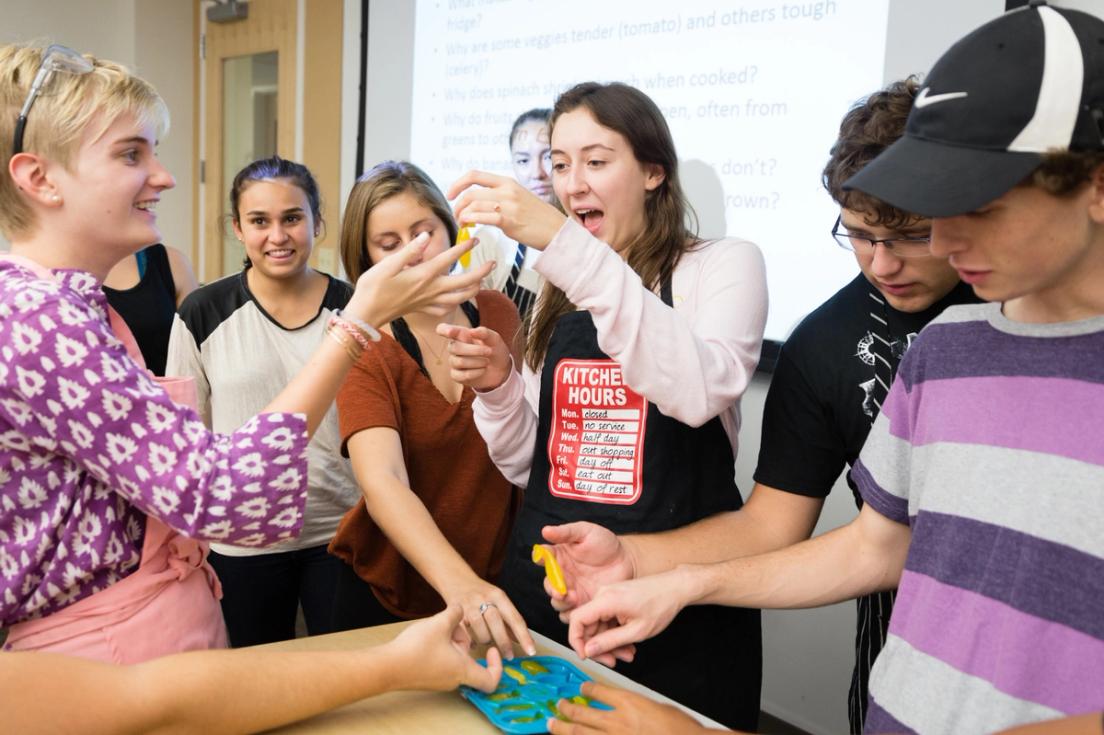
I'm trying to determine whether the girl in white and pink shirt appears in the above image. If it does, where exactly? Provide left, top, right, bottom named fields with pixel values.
left=443, top=81, right=768, bottom=731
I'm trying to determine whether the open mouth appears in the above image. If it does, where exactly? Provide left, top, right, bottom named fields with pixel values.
left=265, top=248, right=296, bottom=260
left=135, top=200, right=157, bottom=215
left=575, top=208, right=604, bottom=235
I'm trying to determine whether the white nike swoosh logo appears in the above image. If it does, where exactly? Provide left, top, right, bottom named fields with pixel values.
left=914, top=87, right=969, bottom=108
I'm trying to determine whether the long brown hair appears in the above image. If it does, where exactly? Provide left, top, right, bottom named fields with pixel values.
left=340, top=160, right=458, bottom=281
left=525, top=82, right=697, bottom=370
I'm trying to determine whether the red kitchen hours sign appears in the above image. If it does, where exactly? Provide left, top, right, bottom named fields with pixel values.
left=547, top=359, right=648, bottom=505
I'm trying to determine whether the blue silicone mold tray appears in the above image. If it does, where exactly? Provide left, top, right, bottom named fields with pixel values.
left=460, top=655, right=611, bottom=733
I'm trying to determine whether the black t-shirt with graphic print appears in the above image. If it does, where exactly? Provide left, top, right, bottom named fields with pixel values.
left=755, top=273, right=979, bottom=504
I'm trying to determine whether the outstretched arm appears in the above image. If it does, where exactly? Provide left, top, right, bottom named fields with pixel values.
left=540, top=484, right=824, bottom=615
left=346, top=426, right=537, bottom=659
left=1, top=605, right=500, bottom=735
left=566, top=503, right=910, bottom=660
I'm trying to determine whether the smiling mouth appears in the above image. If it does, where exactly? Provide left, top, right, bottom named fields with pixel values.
left=135, top=201, right=157, bottom=213
left=266, top=248, right=295, bottom=259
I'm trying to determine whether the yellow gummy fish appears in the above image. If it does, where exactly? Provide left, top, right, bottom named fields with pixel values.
left=457, top=225, right=473, bottom=269
left=531, top=544, right=567, bottom=596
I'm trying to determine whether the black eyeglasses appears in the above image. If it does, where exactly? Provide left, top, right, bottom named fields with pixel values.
left=831, top=215, right=933, bottom=259
left=12, top=45, right=94, bottom=156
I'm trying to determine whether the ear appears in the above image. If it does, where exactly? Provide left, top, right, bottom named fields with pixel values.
left=1087, top=163, right=1104, bottom=225
left=643, top=163, right=665, bottom=192
left=231, top=219, right=245, bottom=241
left=9, top=152, right=61, bottom=207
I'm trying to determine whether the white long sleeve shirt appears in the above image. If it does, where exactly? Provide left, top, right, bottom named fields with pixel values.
left=473, top=219, right=768, bottom=487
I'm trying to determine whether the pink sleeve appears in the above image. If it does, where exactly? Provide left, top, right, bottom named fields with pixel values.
left=471, top=356, right=541, bottom=487
left=535, top=219, right=768, bottom=427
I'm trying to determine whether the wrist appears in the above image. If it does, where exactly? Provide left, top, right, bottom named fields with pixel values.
left=429, top=563, right=481, bottom=601
left=364, top=642, right=410, bottom=691
left=324, top=322, right=364, bottom=362
left=332, top=309, right=381, bottom=344
left=344, top=292, right=388, bottom=331
left=619, top=534, right=643, bottom=581
left=473, top=357, right=515, bottom=395
left=533, top=210, right=568, bottom=251
left=672, top=563, right=711, bottom=608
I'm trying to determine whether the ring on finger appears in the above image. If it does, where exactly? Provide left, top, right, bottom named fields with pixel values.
left=478, top=601, right=497, bottom=616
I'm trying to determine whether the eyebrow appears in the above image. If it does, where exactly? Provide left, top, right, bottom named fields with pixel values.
left=245, top=207, right=305, bottom=217
left=550, top=143, right=616, bottom=157
left=841, top=220, right=930, bottom=237
left=111, top=136, right=153, bottom=148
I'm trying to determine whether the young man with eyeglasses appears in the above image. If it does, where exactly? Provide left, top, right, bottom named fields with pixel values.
left=552, top=4, right=1104, bottom=733
left=531, top=77, right=978, bottom=733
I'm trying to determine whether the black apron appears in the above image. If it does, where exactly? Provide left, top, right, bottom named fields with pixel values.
left=499, top=279, right=762, bottom=731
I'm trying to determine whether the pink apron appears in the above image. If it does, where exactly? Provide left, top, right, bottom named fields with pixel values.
left=1, top=254, right=228, bottom=663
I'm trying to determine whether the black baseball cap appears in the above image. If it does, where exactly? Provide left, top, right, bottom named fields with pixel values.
left=845, top=1, right=1104, bottom=217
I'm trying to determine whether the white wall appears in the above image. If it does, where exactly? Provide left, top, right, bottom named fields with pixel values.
left=0, top=0, right=194, bottom=256
left=0, top=0, right=137, bottom=62
left=133, top=0, right=195, bottom=259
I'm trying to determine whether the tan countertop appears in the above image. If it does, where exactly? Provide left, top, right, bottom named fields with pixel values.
left=256, top=621, right=724, bottom=734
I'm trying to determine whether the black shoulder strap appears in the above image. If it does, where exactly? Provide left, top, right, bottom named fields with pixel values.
left=392, top=301, right=481, bottom=378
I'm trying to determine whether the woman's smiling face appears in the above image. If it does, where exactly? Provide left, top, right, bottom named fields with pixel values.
left=233, top=178, right=317, bottom=281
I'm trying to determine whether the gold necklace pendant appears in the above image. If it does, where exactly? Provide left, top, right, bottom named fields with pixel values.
left=410, top=309, right=460, bottom=367
left=412, top=326, right=446, bottom=365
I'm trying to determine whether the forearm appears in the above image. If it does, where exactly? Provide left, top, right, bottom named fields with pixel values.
left=472, top=368, right=538, bottom=487
left=677, top=508, right=909, bottom=611
left=628, top=485, right=825, bottom=577
left=362, top=474, right=481, bottom=597
left=136, top=646, right=405, bottom=735
left=3, top=646, right=407, bottom=735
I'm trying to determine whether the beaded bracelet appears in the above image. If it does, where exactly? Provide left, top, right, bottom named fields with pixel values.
left=327, top=314, right=373, bottom=351
left=332, top=309, right=382, bottom=343
left=325, top=322, right=363, bottom=362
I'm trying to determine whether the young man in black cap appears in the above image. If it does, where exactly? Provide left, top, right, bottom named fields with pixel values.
left=554, top=4, right=1104, bottom=733
left=536, top=77, right=979, bottom=733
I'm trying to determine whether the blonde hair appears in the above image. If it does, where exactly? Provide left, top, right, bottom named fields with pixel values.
left=0, top=42, right=169, bottom=240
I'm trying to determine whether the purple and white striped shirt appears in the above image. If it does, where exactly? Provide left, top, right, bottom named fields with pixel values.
left=853, top=303, right=1104, bottom=734
left=0, top=261, right=309, bottom=626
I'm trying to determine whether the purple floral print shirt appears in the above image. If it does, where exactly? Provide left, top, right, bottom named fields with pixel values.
left=0, top=261, right=309, bottom=625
